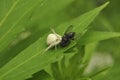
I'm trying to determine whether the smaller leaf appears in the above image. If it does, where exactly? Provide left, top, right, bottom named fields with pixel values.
left=82, top=42, right=98, bottom=64
left=79, top=31, right=120, bottom=45
left=90, top=66, right=111, bottom=78
left=51, top=62, right=62, bottom=80
left=26, top=70, right=52, bottom=80
left=66, top=46, right=85, bottom=80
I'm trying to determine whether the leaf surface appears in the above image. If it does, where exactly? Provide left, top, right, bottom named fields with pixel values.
left=79, top=31, right=120, bottom=45
left=0, top=0, right=45, bottom=52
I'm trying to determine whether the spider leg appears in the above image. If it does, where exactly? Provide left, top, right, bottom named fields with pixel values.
left=55, top=45, right=57, bottom=51
left=50, top=27, right=56, bottom=34
left=50, top=27, right=62, bottom=40
left=45, top=44, right=52, bottom=52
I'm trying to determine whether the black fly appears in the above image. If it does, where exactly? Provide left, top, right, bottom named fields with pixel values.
left=60, top=25, right=75, bottom=47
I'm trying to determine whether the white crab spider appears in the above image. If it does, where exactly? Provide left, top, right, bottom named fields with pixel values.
left=45, top=28, right=62, bottom=51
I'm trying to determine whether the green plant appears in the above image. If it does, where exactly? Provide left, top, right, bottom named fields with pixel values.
left=0, top=1, right=119, bottom=80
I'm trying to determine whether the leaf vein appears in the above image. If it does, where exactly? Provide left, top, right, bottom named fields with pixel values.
left=0, top=0, right=45, bottom=43
left=0, top=0, right=20, bottom=28
left=0, top=49, right=45, bottom=78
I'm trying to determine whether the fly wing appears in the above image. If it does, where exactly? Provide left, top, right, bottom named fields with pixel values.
left=64, top=25, right=81, bottom=42
left=64, top=25, right=74, bottom=35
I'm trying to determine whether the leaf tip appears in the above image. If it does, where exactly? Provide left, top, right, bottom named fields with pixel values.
left=102, top=1, right=110, bottom=7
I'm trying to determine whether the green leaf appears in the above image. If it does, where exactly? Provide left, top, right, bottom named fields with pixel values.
left=79, top=31, right=120, bottom=45
left=71, top=1, right=109, bottom=34
left=51, top=62, right=62, bottom=80
left=0, top=2, right=109, bottom=80
left=0, top=0, right=44, bottom=52
left=94, top=63, right=120, bottom=80
left=58, top=1, right=109, bottom=51
left=0, top=0, right=14, bottom=21
left=90, top=66, right=111, bottom=78
left=68, top=47, right=85, bottom=80
left=26, top=70, right=52, bottom=80
left=82, top=42, right=98, bottom=64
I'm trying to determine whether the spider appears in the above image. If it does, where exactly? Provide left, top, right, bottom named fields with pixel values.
left=45, top=28, right=62, bottom=51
